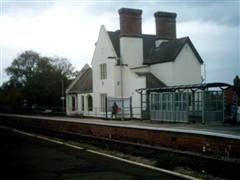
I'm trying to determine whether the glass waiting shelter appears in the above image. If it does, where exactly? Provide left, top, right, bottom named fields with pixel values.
left=137, top=83, right=232, bottom=124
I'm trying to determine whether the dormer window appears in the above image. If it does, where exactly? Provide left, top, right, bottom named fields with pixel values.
left=100, top=63, right=107, bottom=79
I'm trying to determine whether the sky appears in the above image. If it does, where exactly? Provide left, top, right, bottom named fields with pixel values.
left=0, top=0, right=239, bottom=85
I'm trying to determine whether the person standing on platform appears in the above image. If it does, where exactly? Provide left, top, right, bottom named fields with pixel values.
left=111, top=102, right=119, bottom=120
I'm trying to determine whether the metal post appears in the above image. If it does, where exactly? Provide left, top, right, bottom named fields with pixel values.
left=222, top=90, right=225, bottom=123
left=171, top=92, right=174, bottom=122
left=120, top=57, right=124, bottom=121
left=192, top=90, right=195, bottom=116
left=187, top=90, right=189, bottom=123
left=130, top=96, right=133, bottom=119
left=146, top=91, right=150, bottom=119
left=202, top=90, right=205, bottom=124
left=105, top=96, right=108, bottom=120
left=61, top=79, right=64, bottom=114
left=140, top=92, right=143, bottom=119
left=204, top=62, right=207, bottom=83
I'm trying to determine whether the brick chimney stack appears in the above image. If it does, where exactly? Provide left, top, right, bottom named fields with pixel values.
left=118, top=8, right=142, bottom=37
left=154, top=11, right=177, bottom=39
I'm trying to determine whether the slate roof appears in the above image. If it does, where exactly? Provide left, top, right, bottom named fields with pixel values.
left=107, top=31, right=203, bottom=65
left=142, top=34, right=156, bottom=62
left=108, top=30, right=120, bottom=57
left=145, top=37, right=203, bottom=64
left=136, top=72, right=166, bottom=88
left=67, top=67, right=93, bottom=94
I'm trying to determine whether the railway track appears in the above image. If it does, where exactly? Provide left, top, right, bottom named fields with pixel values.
left=0, top=119, right=239, bottom=179
left=0, top=126, right=190, bottom=180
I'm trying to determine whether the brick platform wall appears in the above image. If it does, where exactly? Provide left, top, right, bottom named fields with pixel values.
left=1, top=115, right=240, bottom=160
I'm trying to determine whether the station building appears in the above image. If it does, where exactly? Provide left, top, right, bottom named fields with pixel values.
left=66, top=8, right=205, bottom=119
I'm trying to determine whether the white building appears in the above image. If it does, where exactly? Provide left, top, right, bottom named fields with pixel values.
left=66, top=8, right=203, bottom=119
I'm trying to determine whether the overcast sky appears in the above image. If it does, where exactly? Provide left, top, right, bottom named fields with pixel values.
left=0, top=0, right=239, bottom=85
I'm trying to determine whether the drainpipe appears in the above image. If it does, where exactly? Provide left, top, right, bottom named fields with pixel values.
left=202, top=90, right=205, bottom=124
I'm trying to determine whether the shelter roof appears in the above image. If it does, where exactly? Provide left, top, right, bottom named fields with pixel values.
left=66, top=65, right=92, bottom=94
left=136, top=82, right=232, bottom=93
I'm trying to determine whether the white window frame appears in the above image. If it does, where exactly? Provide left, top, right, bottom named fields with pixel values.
left=100, top=63, right=107, bottom=80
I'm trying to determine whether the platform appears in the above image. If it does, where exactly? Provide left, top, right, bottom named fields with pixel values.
left=1, top=113, right=240, bottom=138
left=0, top=113, right=240, bottom=161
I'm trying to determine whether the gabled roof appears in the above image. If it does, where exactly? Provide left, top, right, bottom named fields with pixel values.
left=66, top=64, right=93, bottom=94
left=144, top=37, right=203, bottom=65
left=107, top=31, right=203, bottom=65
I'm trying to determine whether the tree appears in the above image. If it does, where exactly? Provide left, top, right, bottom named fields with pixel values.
left=0, top=80, right=23, bottom=106
left=1, top=50, right=77, bottom=107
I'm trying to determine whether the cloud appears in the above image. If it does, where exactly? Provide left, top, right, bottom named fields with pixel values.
left=86, top=1, right=240, bottom=26
left=178, top=20, right=239, bottom=82
left=179, top=1, right=240, bottom=26
left=0, top=1, right=239, bottom=85
left=1, top=3, right=116, bottom=67
left=2, top=0, right=56, bottom=16
left=0, top=1, right=128, bottom=85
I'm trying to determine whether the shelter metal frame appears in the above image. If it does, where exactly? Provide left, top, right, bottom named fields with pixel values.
left=136, top=83, right=232, bottom=123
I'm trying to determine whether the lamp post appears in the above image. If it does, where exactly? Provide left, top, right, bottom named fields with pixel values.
left=108, top=56, right=127, bottom=121
left=61, top=79, right=65, bottom=114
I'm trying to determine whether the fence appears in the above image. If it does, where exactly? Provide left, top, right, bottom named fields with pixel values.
left=0, top=106, right=65, bottom=116
left=106, top=97, right=132, bottom=120
left=67, top=106, right=141, bottom=120
left=0, top=105, right=141, bottom=120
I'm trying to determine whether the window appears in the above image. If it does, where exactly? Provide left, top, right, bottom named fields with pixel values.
left=100, top=94, right=107, bottom=112
left=72, top=96, right=76, bottom=111
left=87, top=95, right=93, bottom=111
left=81, top=96, right=84, bottom=111
left=100, top=63, right=107, bottom=79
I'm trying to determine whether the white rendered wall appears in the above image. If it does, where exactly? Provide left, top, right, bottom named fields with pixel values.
left=120, top=37, right=143, bottom=68
left=122, top=67, right=146, bottom=118
left=91, top=25, right=118, bottom=116
left=119, top=36, right=145, bottom=118
left=82, top=93, right=94, bottom=117
left=150, top=43, right=202, bottom=86
left=150, top=62, right=173, bottom=86
left=131, top=66, right=150, bottom=73
left=66, top=93, right=94, bottom=116
left=66, top=94, right=78, bottom=116
left=66, top=95, right=71, bottom=115
left=77, top=94, right=82, bottom=113
left=91, top=32, right=146, bottom=118
left=172, top=43, right=202, bottom=85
